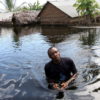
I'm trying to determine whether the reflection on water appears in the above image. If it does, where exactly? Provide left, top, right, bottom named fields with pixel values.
left=0, top=26, right=100, bottom=100
left=13, top=26, right=41, bottom=36
left=41, top=26, right=84, bottom=44
left=12, top=26, right=41, bottom=49
left=80, top=28, right=97, bottom=46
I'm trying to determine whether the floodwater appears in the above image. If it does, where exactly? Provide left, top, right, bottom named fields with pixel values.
left=0, top=25, right=100, bottom=100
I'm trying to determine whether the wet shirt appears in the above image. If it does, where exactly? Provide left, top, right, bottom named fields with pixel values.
left=45, top=57, right=77, bottom=83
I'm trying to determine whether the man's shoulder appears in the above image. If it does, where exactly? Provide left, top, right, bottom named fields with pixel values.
left=61, top=57, right=73, bottom=62
left=45, top=61, right=52, bottom=69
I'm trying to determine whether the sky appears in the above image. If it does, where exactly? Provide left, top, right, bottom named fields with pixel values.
left=0, top=0, right=56, bottom=11
left=0, top=0, right=99, bottom=12
left=15, top=0, right=73, bottom=5
left=16, top=0, right=48, bottom=5
left=15, top=0, right=100, bottom=6
left=0, top=0, right=100, bottom=6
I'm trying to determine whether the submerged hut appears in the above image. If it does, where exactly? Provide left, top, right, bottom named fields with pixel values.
left=37, top=1, right=83, bottom=25
left=37, top=1, right=100, bottom=25
left=12, top=11, right=40, bottom=26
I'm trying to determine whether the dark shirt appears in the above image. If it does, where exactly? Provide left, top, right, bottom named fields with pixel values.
left=45, top=57, right=77, bottom=83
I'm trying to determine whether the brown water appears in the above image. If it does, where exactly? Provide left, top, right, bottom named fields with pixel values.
left=0, top=26, right=100, bottom=100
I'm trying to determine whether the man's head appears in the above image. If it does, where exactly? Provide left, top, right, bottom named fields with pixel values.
left=48, top=47, right=60, bottom=62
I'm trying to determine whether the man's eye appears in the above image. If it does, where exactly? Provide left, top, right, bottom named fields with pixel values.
left=55, top=51, right=58, bottom=53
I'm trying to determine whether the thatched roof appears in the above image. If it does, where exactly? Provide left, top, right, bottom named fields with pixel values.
left=12, top=11, right=40, bottom=25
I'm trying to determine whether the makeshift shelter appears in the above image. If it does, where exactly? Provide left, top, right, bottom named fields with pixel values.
left=12, top=11, right=40, bottom=26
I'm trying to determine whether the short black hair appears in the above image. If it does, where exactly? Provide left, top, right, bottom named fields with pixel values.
left=48, top=47, right=55, bottom=57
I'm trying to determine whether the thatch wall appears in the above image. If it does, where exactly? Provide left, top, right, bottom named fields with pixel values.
left=0, top=12, right=13, bottom=27
left=12, top=11, right=40, bottom=26
left=0, top=20, right=13, bottom=27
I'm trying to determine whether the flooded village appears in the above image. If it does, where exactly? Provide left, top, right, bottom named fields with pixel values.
left=0, top=0, right=100, bottom=26
left=0, top=0, right=100, bottom=100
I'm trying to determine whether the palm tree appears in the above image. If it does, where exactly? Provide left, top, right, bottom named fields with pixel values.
left=0, top=0, right=25, bottom=12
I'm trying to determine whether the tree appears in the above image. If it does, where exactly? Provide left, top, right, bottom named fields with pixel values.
left=74, top=0, right=99, bottom=24
left=0, top=0, right=25, bottom=12
left=29, top=0, right=43, bottom=10
left=21, top=0, right=43, bottom=11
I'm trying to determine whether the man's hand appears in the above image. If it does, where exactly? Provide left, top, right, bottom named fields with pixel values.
left=51, top=73, right=78, bottom=90
left=61, top=73, right=78, bottom=89
left=53, top=83, right=64, bottom=90
left=61, top=81, right=69, bottom=89
left=53, top=83, right=59, bottom=89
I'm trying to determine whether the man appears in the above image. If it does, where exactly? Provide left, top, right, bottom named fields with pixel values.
left=44, top=47, right=77, bottom=90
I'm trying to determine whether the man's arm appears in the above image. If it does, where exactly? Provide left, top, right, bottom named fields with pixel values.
left=61, top=73, right=77, bottom=89
left=46, top=78, right=61, bottom=89
left=45, top=65, right=60, bottom=89
left=48, top=73, right=78, bottom=90
left=50, top=73, right=78, bottom=90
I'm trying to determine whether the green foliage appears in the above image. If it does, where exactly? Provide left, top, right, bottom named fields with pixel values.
left=5, top=0, right=14, bottom=11
left=20, top=0, right=43, bottom=11
left=29, top=0, right=43, bottom=10
left=74, top=0, right=99, bottom=17
left=0, top=0, right=42, bottom=12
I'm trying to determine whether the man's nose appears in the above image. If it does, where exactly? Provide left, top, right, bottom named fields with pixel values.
left=54, top=53, right=57, bottom=56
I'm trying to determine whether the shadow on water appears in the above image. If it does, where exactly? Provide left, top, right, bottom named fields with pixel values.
left=12, top=79, right=54, bottom=100
left=0, top=75, right=55, bottom=100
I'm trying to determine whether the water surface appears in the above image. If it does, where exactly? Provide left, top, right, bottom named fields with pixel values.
left=0, top=26, right=100, bottom=100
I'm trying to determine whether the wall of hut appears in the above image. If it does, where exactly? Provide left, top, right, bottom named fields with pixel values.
left=38, top=3, right=72, bottom=25
left=96, top=15, right=100, bottom=22
left=71, top=16, right=100, bottom=25
left=69, top=16, right=87, bottom=25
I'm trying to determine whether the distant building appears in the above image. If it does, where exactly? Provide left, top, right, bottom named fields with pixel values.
left=37, top=1, right=85, bottom=25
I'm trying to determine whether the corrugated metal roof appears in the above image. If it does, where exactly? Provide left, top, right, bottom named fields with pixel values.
left=49, top=1, right=79, bottom=18
left=49, top=0, right=100, bottom=18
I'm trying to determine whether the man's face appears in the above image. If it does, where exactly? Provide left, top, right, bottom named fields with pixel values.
left=49, top=48, right=60, bottom=61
